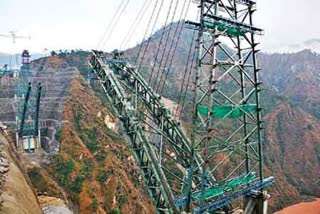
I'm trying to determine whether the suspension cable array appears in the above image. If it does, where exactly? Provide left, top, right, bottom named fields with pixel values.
left=153, top=0, right=192, bottom=93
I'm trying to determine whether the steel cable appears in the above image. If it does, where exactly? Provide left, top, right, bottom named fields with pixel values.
left=157, top=0, right=192, bottom=94
left=147, top=0, right=176, bottom=84
left=120, top=0, right=152, bottom=50
left=96, top=0, right=127, bottom=49
left=151, top=0, right=183, bottom=89
left=175, top=29, right=196, bottom=117
left=136, top=0, right=166, bottom=72
left=101, top=0, right=131, bottom=50
left=134, top=0, right=161, bottom=65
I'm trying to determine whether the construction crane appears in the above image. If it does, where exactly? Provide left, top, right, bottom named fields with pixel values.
left=0, top=31, right=31, bottom=44
left=0, top=31, right=31, bottom=70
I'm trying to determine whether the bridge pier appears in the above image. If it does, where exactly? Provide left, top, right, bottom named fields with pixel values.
left=16, top=135, right=41, bottom=153
left=244, top=191, right=270, bottom=214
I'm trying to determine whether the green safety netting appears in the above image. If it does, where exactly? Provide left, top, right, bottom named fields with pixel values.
left=204, top=21, right=246, bottom=37
left=197, top=104, right=257, bottom=119
left=192, top=173, right=256, bottom=200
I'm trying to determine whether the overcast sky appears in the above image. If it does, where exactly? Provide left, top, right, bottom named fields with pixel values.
left=0, top=0, right=319, bottom=54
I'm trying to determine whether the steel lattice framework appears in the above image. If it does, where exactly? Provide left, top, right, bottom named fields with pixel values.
left=186, top=0, right=271, bottom=212
left=90, top=51, right=204, bottom=213
left=90, top=50, right=272, bottom=214
left=89, top=1, right=273, bottom=213
left=16, top=50, right=42, bottom=151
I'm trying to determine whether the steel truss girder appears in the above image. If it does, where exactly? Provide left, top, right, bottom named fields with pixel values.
left=90, top=52, right=178, bottom=213
left=107, top=59, right=206, bottom=178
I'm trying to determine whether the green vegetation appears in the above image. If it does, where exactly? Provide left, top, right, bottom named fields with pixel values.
left=59, top=50, right=90, bottom=75
left=81, top=160, right=94, bottom=179
left=110, top=208, right=121, bottom=214
left=97, top=169, right=113, bottom=184
left=28, top=167, right=48, bottom=193
left=118, top=195, right=128, bottom=206
left=52, top=155, right=75, bottom=185
left=73, top=112, right=84, bottom=131
left=55, top=128, right=63, bottom=141
left=28, top=167, right=62, bottom=198
left=91, top=199, right=99, bottom=211
left=79, top=129, right=99, bottom=153
left=69, top=176, right=84, bottom=193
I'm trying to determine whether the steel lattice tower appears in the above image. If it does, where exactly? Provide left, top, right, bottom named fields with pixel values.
left=186, top=0, right=272, bottom=212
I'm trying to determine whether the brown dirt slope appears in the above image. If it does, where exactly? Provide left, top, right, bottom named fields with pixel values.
left=45, top=73, right=155, bottom=214
left=0, top=132, right=42, bottom=214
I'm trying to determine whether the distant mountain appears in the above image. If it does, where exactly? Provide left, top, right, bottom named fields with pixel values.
left=275, top=39, right=320, bottom=53
left=259, top=50, right=320, bottom=119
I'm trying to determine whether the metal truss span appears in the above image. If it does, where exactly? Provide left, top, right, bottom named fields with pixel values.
left=89, top=47, right=273, bottom=213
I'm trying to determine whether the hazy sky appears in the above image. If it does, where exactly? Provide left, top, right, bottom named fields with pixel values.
left=0, top=0, right=319, bottom=54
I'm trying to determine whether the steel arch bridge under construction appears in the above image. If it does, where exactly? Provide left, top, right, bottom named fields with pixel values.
left=90, top=0, right=274, bottom=213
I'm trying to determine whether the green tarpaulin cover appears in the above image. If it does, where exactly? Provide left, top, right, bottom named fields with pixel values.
left=197, top=104, right=257, bottom=119
left=203, top=21, right=246, bottom=37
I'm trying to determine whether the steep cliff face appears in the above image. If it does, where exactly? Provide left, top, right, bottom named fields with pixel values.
left=44, top=74, right=155, bottom=213
left=0, top=132, right=42, bottom=214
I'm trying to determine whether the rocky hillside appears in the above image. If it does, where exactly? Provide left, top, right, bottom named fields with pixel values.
left=0, top=53, right=157, bottom=213
left=264, top=103, right=320, bottom=209
left=0, top=130, right=42, bottom=214
left=37, top=57, right=155, bottom=213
